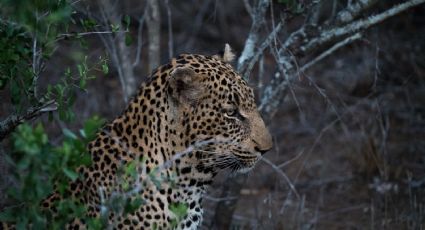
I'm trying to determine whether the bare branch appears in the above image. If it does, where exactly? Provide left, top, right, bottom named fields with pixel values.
left=261, top=157, right=300, bottom=199
left=31, top=34, right=38, bottom=98
left=302, top=0, right=425, bottom=54
left=244, top=22, right=282, bottom=79
left=0, top=100, right=57, bottom=141
left=266, top=0, right=425, bottom=115
left=243, top=0, right=254, bottom=19
left=204, top=195, right=238, bottom=202
left=300, top=32, right=362, bottom=72
left=164, top=0, right=174, bottom=59
left=182, top=0, right=211, bottom=51
left=97, top=0, right=137, bottom=101
left=237, top=0, right=270, bottom=75
left=57, top=30, right=127, bottom=40
left=146, top=0, right=161, bottom=72
left=306, top=0, right=323, bottom=25
left=133, top=11, right=147, bottom=67
left=277, top=148, right=305, bottom=168
left=30, top=10, right=43, bottom=100
left=258, top=48, right=294, bottom=114
left=336, top=0, right=379, bottom=25
left=98, top=28, right=129, bottom=103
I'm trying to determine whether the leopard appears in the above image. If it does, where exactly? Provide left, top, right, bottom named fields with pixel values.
left=1, top=44, right=272, bottom=229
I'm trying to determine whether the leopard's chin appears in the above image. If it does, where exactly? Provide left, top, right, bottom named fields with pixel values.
left=236, top=166, right=255, bottom=174
left=234, top=155, right=260, bottom=173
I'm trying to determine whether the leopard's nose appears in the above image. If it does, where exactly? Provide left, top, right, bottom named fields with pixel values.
left=255, top=146, right=272, bottom=155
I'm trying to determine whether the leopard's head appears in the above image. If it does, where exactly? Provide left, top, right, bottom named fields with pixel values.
left=167, top=45, right=272, bottom=174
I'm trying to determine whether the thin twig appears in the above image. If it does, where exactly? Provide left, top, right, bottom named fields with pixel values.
left=300, top=32, right=362, bottom=72
left=183, top=0, right=211, bottom=51
left=133, top=11, right=147, bottom=67
left=204, top=195, right=238, bottom=202
left=57, top=30, right=128, bottom=40
left=261, top=157, right=300, bottom=199
left=0, top=100, right=58, bottom=141
left=98, top=0, right=137, bottom=100
left=243, top=0, right=254, bottom=19
left=146, top=0, right=161, bottom=72
left=164, top=0, right=174, bottom=59
left=32, top=35, right=39, bottom=99
left=277, top=148, right=305, bottom=168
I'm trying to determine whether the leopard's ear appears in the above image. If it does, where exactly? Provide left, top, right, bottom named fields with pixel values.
left=169, top=67, right=204, bottom=106
left=213, top=43, right=235, bottom=63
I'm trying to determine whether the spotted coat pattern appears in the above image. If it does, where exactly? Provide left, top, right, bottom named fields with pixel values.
left=2, top=52, right=273, bottom=230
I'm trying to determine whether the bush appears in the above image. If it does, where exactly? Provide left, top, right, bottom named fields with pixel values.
left=0, top=116, right=105, bottom=229
left=0, top=0, right=108, bottom=228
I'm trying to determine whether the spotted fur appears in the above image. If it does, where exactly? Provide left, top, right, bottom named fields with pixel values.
left=1, top=47, right=272, bottom=230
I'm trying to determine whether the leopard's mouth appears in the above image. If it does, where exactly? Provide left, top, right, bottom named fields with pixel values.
left=230, top=151, right=262, bottom=173
left=198, top=148, right=261, bottom=173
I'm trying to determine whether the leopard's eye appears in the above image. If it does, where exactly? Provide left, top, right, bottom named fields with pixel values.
left=226, top=109, right=238, bottom=117
left=224, top=108, right=245, bottom=121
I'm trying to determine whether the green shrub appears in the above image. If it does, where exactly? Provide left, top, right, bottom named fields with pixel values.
left=0, top=116, right=104, bottom=229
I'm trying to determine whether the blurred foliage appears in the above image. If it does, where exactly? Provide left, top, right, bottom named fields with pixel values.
left=0, top=20, right=33, bottom=103
left=0, top=0, right=107, bottom=120
left=0, top=0, right=111, bottom=228
left=0, top=116, right=105, bottom=229
left=169, top=202, right=189, bottom=228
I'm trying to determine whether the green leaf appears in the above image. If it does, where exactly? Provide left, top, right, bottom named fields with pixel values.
left=169, top=202, right=188, bottom=220
left=79, top=129, right=87, bottom=138
left=83, top=116, right=104, bottom=141
left=63, top=168, right=78, bottom=181
left=111, top=24, right=120, bottom=33
left=34, top=124, right=48, bottom=145
left=65, top=67, right=71, bottom=80
left=125, top=161, right=138, bottom=178
left=126, top=197, right=143, bottom=213
left=125, top=33, right=133, bottom=46
left=77, top=64, right=84, bottom=77
left=79, top=77, right=86, bottom=88
left=63, top=128, right=78, bottom=140
left=80, top=154, right=92, bottom=166
left=80, top=18, right=97, bottom=30
left=124, top=15, right=131, bottom=29
left=59, top=106, right=66, bottom=120
left=86, top=217, right=104, bottom=230
left=101, top=62, right=109, bottom=74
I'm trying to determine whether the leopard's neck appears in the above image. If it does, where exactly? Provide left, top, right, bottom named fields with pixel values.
left=108, top=75, right=216, bottom=190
